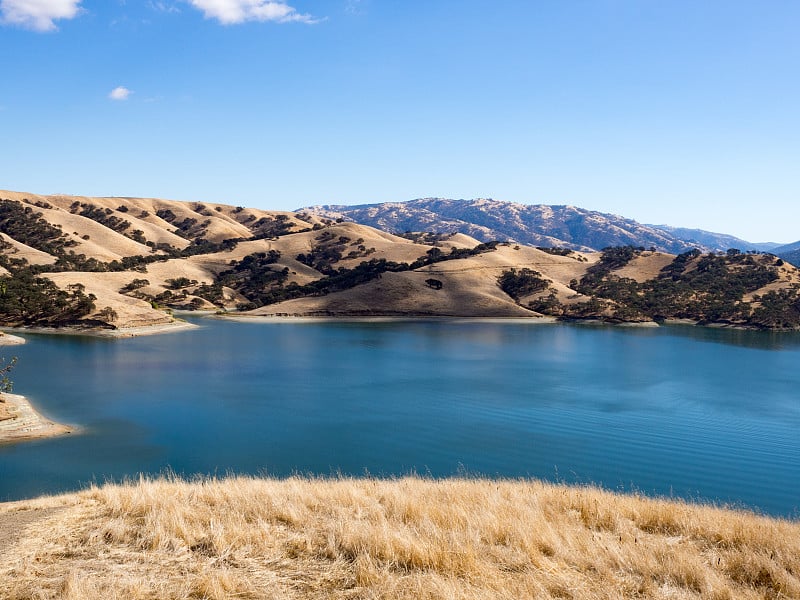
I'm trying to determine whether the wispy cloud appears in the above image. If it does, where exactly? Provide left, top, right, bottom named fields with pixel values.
left=189, top=0, right=319, bottom=25
left=109, top=86, right=133, bottom=101
left=0, top=0, right=82, bottom=31
left=147, top=1, right=180, bottom=13
left=345, top=0, right=364, bottom=15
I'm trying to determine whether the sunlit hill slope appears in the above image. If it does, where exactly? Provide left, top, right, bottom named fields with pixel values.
left=1, top=190, right=800, bottom=330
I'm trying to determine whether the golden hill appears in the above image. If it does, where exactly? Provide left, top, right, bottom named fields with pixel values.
left=1, top=190, right=800, bottom=331
left=1, top=476, right=798, bottom=599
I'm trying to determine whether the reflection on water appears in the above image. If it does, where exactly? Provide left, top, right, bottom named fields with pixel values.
left=661, top=322, right=800, bottom=351
left=1, top=319, right=799, bottom=516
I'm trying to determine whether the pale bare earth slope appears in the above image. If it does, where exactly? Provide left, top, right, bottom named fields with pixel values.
left=0, top=191, right=323, bottom=331
left=252, top=244, right=594, bottom=317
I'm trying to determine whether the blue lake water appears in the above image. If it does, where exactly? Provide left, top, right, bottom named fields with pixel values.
left=1, top=318, right=799, bottom=517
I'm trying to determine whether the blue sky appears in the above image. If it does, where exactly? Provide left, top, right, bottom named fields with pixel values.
left=1, top=1, right=798, bottom=242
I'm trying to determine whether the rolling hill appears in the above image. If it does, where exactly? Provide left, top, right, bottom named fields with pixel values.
left=2, top=190, right=800, bottom=331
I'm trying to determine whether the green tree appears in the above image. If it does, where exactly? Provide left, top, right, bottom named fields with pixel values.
left=425, top=278, right=443, bottom=290
left=497, top=268, right=549, bottom=301
left=97, top=306, right=118, bottom=323
left=0, top=356, right=17, bottom=397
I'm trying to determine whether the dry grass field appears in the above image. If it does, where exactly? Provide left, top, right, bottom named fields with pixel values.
left=1, top=476, right=798, bottom=599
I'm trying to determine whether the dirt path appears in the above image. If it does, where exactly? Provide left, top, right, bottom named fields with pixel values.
left=0, top=507, right=62, bottom=555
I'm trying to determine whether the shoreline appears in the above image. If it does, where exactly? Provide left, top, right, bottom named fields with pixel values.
left=0, top=333, right=27, bottom=346
left=1, top=320, right=199, bottom=340
left=220, top=313, right=800, bottom=332
left=216, top=313, right=562, bottom=325
left=3, top=314, right=797, bottom=337
left=0, top=393, right=75, bottom=445
left=93, top=320, right=200, bottom=338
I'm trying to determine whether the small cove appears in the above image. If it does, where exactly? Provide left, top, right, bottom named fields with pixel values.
left=1, top=318, right=799, bottom=517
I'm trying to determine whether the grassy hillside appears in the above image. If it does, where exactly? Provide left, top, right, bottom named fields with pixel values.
left=1, top=476, right=798, bottom=599
left=2, top=190, right=800, bottom=330
left=0, top=190, right=325, bottom=328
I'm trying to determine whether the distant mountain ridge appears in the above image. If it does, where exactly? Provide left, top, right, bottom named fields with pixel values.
left=772, top=241, right=800, bottom=268
left=773, top=240, right=800, bottom=254
left=302, top=198, right=789, bottom=256
left=302, top=198, right=691, bottom=253
left=648, top=225, right=781, bottom=253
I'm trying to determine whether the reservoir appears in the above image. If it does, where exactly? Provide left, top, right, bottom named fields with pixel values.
left=1, top=318, right=799, bottom=517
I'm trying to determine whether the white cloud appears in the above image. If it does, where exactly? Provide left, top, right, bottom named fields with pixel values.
left=189, top=0, right=318, bottom=25
left=0, top=0, right=82, bottom=31
left=109, top=86, right=133, bottom=101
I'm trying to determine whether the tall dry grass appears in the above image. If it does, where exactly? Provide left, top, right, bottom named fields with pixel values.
left=1, top=476, right=798, bottom=599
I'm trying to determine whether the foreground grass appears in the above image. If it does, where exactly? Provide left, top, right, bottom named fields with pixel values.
left=1, top=477, right=798, bottom=599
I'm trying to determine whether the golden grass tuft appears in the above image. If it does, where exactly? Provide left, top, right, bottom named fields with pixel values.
left=1, top=475, right=799, bottom=599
